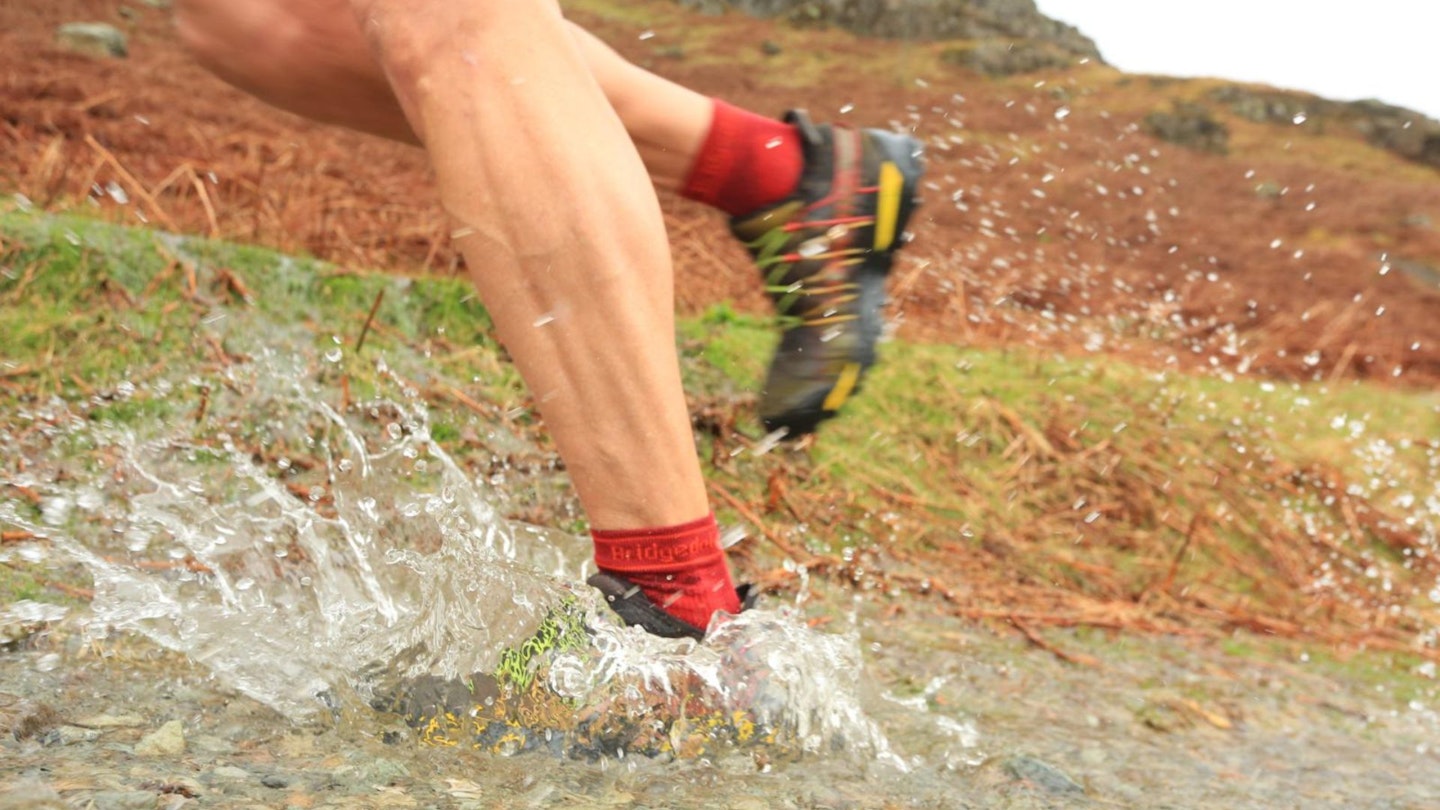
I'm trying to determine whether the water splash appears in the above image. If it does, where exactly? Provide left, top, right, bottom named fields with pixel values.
left=0, top=351, right=893, bottom=762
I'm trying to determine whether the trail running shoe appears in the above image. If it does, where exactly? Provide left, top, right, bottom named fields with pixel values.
left=586, top=572, right=755, bottom=641
left=731, top=110, right=924, bottom=436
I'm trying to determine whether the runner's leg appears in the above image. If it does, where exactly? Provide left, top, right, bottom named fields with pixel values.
left=173, top=0, right=712, bottom=188
left=342, top=0, right=739, bottom=627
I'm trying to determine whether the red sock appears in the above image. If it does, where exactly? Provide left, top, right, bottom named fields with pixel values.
left=680, top=100, right=804, bottom=217
left=591, top=514, right=741, bottom=631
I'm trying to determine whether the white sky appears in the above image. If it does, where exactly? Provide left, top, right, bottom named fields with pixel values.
left=1033, top=1, right=1440, bottom=120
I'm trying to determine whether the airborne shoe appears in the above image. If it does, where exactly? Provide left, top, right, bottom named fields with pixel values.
left=731, top=110, right=923, bottom=436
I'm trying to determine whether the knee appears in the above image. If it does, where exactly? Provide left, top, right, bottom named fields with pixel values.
left=173, top=0, right=306, bottom=79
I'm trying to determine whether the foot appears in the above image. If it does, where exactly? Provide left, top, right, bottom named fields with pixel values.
left=367, top=587, right=765, bottom=758
left=587, top=571, right=754, bottom=640
left=731, top=110, right=924, bottom=436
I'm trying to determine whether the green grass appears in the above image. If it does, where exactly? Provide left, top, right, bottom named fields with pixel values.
left=2, top=208, right=1438, bottom=662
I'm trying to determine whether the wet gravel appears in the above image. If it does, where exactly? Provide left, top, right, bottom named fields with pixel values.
left=3, top=598, right=1439, bottom=809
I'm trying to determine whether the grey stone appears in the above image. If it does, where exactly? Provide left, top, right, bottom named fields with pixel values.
left=55, top=23, right=129, bottom=59
left=1004, top=754, right=1085, bottom=794
left=135, top=720, right=186, bottom=756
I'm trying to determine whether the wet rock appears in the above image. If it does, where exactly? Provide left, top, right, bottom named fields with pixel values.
left=38, top=724, right=101, bottom=747
left=55, top=23, right=129, bottom=59
left=208, top=765, right=253, bottom=781
left=1004, top=755, right=1085, bottom=794
left=1144, top=102, right=1229, bottom=155
left=260, top=774, right=290, bottom=789
left=89, top=791, right=157, bottom=810
left=135, top=720, right=186, bottom=756
left=74, top=713, right=147, bottom=729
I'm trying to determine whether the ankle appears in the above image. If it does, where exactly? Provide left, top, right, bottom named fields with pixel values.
left=591, top=513, right=741, bottom=631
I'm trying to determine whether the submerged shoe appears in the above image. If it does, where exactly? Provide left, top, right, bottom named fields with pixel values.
left=586, top=571, right=755, bottom=641
left=731, top=110, right=924, bottom=436
left=368, top=585, right=767, bottom=758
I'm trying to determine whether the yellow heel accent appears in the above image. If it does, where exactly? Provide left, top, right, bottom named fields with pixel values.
left=822, top=362, right=863, bottom=412
left=873, top=162, right=904, bottom=251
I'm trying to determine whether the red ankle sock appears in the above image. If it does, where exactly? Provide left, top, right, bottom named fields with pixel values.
left=591, top=514, right=741, bottom=631
left=680, top=100, right=804, bottom=217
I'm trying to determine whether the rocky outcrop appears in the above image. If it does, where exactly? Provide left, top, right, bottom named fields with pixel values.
left=676, top=0, right=1103, bottom=60
left=1144, top=102, right=1229, bottom=155
left=1209, top=86, right=1440, bottom=171
left=941, top=40, right=1078, bottom=77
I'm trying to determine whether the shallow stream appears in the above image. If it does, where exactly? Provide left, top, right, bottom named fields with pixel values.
left=2, top=273, right=1439, bottom=809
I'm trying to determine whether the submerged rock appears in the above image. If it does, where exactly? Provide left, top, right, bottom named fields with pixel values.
left=134, top=720, right=186, bottom=756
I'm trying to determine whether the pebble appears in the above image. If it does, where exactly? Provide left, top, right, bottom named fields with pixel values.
left=209, top=766, right=253, bottom=781
left=38, top=725, right=101, bottom=747
left=135, top=720, right=186, bottom=757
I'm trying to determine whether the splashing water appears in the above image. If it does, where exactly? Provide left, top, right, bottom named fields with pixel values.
left=0, top=351, right=896, bottom=763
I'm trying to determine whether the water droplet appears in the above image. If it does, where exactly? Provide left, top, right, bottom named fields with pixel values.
left=797, top=238, right=830, bottom=258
